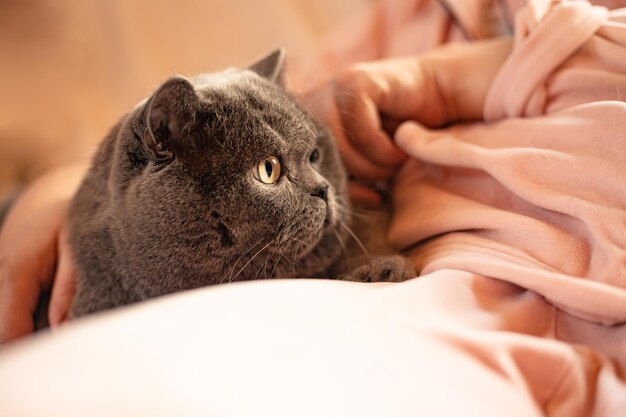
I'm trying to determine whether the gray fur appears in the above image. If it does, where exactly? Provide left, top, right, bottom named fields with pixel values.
left=69, top=50, right=414, bottom=317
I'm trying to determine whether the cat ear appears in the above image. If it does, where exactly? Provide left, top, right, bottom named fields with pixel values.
left=142, top=76, right=197, bottom=162
left=247, top=48, right=285, bottom=85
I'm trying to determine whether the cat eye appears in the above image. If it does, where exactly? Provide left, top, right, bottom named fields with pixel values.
left=258, top=156, right=281, bottom=184
left=309, top=148, right=320, bottom=163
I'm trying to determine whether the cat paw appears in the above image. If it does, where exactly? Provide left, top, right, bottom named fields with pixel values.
left=344, top=255, right=416, bottom=283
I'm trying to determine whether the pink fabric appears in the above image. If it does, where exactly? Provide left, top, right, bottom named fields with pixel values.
left=384, top=0, right=626, bottom=413
left=289, top=0, right=626, bottom=88
left=1, top=273, right=619, bottom=416
left=285, top=0, right=626, bottom=413
left=290, top=0, right=626, bottom=413
left=2, top=2, right=626, bottom=415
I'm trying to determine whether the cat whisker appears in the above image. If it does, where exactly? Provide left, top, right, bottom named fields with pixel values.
left=291, top=240, right=301, bottom=277
left=230, top=240, right=275, bottom=283
left=302, top=123, right=317, bottom=141
left=255, top=251, right=273, bottom=280
left=333, top=123, right=356, bottom=140
left=222, top=237, right=264, bottom=284
left=332, top=228, right=351, bottom=270
left=279, top=252, right=295, bottom=278
left=287, top=234, right=318, bottom=276
left=268, top=252, right=281, bottom=279
left=289, top=235, right=315, bottom=252
left=340, top=221, right=371, bottom=264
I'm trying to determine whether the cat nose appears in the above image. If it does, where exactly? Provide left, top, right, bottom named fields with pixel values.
left=311, top=184, right=329, bottom=202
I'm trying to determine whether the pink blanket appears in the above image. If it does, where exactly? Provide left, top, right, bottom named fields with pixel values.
left=0, top=2, right=624, bottom=415
left=386, top=0, right=626, bottom=413
left=294, top=0, right=626, bottom=413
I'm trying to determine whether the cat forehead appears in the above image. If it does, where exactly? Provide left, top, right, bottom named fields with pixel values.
left=133, top=69, right=324, bottom=150
left=190, top=69, right=282, bottom=103
left=189, top=68, right=246, bottom=90
left=190, top=70, right=296, bottom=113
left=191, top=71, right=323, bottom=143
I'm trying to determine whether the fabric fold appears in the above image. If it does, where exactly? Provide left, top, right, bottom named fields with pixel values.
left=484, top=1, right=608, bottom=120
left=392, top=100, right=626, bottom=325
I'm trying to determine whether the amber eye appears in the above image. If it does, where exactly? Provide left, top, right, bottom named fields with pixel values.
left=258, top=156, right=281, bottom=184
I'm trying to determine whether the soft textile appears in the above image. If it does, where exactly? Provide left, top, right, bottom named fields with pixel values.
left=389, top=0, right=626, bottom=413
left=0, top=277, right=575, bottom=416
left=1, top=1, right=625, bottom=415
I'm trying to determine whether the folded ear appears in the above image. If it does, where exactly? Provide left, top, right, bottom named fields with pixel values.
left=142, top=76, right=197, bottom=163
left=247, top=48, right=285, bottom=85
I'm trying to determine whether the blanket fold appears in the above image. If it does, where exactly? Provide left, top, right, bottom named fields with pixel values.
left=391, top=1, right=626, bottom=325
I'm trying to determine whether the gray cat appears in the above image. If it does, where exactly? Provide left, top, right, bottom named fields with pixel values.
left=68, top=49, right=414, bottom=317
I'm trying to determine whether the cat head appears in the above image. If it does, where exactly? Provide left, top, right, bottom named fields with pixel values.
left=109, top=49, right=348, bottom=297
